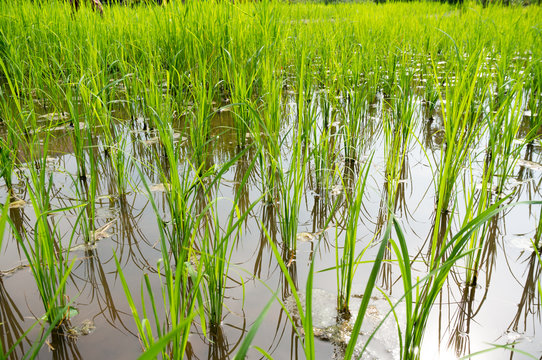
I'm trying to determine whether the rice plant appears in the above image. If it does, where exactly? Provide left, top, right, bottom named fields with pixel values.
left=336, top=156, right=372, bottom=317
left=430, top=49, right=489, bottom=269
left=197, top=151, right=261, bottom=328
left=277, top=130, right=308, bottom=253
left=10, top=134, right=80, bottom=325
left=114, top=164, right=203, bottom=358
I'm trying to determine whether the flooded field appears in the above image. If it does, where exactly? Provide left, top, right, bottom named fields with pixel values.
left=0, top=1, right=541, bottom=359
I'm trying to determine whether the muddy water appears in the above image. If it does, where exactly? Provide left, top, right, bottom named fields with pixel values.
left=0, top=92, right=541, bottom=360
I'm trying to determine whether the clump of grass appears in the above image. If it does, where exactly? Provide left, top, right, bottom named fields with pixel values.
left=341, top=88, right=367, bottom=165
left=114, top=161, right=204, bottom=358
left=11, top=133, right=80, bottom=325
left=0, top=136, right=16, bottom=193
left=388, top=200, right=542, bottom=360
left=197, top=149, right=260, bottom=328
left=278, top=131, right=308, bottom=253
left=336, top=156, right=372, bottom=317
left=430, top=49, right=489, bottom=269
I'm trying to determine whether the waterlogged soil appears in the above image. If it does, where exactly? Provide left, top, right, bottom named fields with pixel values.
left=285, top=289, right=404, bottom=359
left=0, top=89, right=541, bottom=360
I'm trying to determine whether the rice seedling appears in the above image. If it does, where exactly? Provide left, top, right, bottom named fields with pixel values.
left=0, top=200, right=61, bottom=359
left=430, top=49, right=489, bottom=269
left=185, top=59, right=218, bottom=176
left=266, top=207, right=397, bottom=360
left=277, top=132, right=308, bottom=253
left=383, top=74, right=417, bottom=212
left=335, top=156, right=372, bottom=317
left=114, top=162, right=204, bottom=358
left=0, top=135, right=16, bottom=193
left=389, top=201, right=503, bottom=360
left=197, top=153, right=261, bottom=329
left=11, top=135, right=80, bottom=325
left=221, top=47, right=259, bottom=149
left=341, top=88, right=367, bottom=165
left=115, top=255, right=199, bottom=359
left=461, top=78, right=527, bottom=286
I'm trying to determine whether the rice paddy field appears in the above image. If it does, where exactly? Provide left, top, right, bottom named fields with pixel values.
left=0, top=0, right=541, bottom=359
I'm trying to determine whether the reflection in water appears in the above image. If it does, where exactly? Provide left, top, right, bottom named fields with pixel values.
left=426, top=212, right=451, bottom=268
left=186, top=321, right=249, bottom=360
left=232, top=146, right=258, bottom=228
left=393, top=157, right=412, bottom=219
left=254, top=204, right=277, bottom=279
left=70, top=248, right=135, bottom=337
left=50, top=326, right=82, bottom=360
left=376, top=182, right=392, bottom=293
left=207, top=325, right=230, bottom=360
left=0, top=279, right=28, bottom=359
left=280, top=244, right=298, bottom=302
left=508, top=251, right=542, bottom=332
left=448, top=282, right=476, bottom=358
left=448, top=214, right=499, bottom=357
left=114, top=193, right=154, bottom=270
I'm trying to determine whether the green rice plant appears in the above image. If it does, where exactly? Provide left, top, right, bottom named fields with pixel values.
left=341, top=88, right=367, bottom=164
left=221, top=46, right=260, bottom=149
left=382, top=50, right=399, bottom=97
left=423, top=75, right=440, bottom=115
left=383, top=79, right=417, bottom=212
left=484, top=80, right=526, bottom=194
left=430, top=49, right=489, bottom=269
left=277, top=131, right=308, bottom=253
left=525, top=60, right=542, bottom=144
left=294, top=50, right=317, bottom=143
left=265, top=206, right=394, bottom=360
left=10, top=134, right=80, bottom=325
left=185, top=58, right=217, bottom=175
left=141, top=74, right=204, bottom=265
left=115, top=256, right=199, bottom=359
left=84, top=73, right=132, bottom=194
left=251, top=82, right=283, bottom=205
left=462, top=78, right=526, bottom=286
left=149, top=133, right=199, bottom=265
left=0, top=1, right=541, bottom=359
left=108, top=128, right=132, bottom=195
left=115, top=164, right=205, bottom=358
left=71, top=166, right=98, bottom=246
left=433, top=50, right=487, bottom=213
left=196, top=147, right=261, bottom=328
left=386, top=200, right=542, bottom=360
left=336, top=156, right=372, bottom=317
left=0, top=60, right=25, bottom=193
left=198, top=185, right=261, bottom=329
left=0, top=135, right=16, bottom=193
left=263, top=222, right=322, bottom=359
